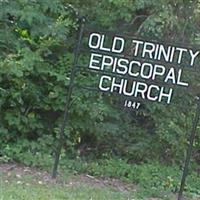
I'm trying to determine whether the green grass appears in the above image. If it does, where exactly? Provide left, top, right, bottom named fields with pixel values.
left=1, top=183, right=132, bottom=200
left=0, top=173, right=135, bottom=200
left=59, top=158, right=200, bottom=200
left=1, top=159, right=200, bottom=200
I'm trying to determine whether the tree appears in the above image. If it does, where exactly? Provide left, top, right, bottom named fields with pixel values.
left=0, top=0, right=199, bottom=169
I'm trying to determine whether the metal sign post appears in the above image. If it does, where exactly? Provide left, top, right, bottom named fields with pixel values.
left=177, top=95, right=200, bottom=200
left=52, top=18, right=85, bottom=178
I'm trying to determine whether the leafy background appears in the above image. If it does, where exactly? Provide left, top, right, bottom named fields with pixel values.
left=0, top=0, right=200, bottom=198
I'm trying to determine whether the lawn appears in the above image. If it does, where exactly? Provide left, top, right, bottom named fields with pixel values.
left=1, top=182, right=133, bottom=200
left=0, top=164, right=136, bottom=200
left=0, top=163, right=198, bottom=200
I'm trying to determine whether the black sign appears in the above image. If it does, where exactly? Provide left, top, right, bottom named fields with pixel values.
left=75, top=29, right=199, bottom=110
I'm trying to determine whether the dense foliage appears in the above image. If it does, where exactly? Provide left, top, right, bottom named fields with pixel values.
left=0, top=0, right=200, bottom=173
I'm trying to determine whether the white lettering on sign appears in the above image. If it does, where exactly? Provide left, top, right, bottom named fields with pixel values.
left=99, top=75, right=173, bottom=104
left=131, top=40, right=199, bottom=67
left=87, top=32, right=198, bottom=107
left=89, top=33, right=125, bottom=53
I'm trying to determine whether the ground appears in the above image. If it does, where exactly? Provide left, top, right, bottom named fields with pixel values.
left=0, top=163, right=187, bottom=200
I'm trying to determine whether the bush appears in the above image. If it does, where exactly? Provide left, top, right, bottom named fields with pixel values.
left=1, top=136, right=54, bottom=168
left=60, top=157, right=200, bottom=198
